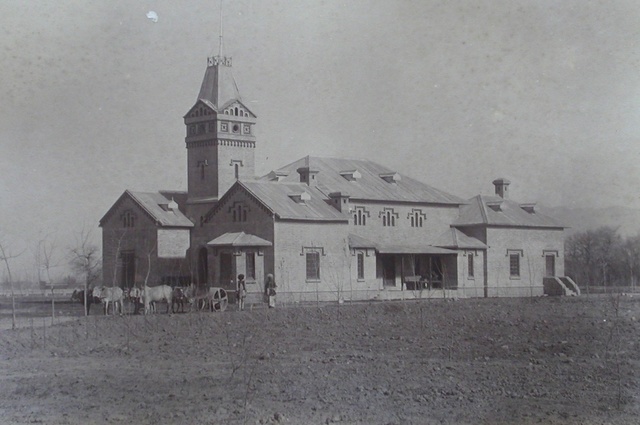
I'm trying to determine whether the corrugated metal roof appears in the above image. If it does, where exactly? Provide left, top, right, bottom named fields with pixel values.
left=240, top=181, right=349, bottom=222
left=432, top=228, right=488, bottom=249
left=453, top=195, right=565, bottom=228
left=207, top=232, right=272, bottom=247
left=261, top=156, right=465, bottom=205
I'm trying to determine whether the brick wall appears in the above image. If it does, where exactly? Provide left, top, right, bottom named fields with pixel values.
left=192, top=185, right=275, bottom=287
left=101, top=197, right=190, bottom=288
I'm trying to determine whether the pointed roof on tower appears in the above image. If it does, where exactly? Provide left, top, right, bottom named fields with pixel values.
left=197, top=55, right=242, bottom=109
left=196, top=4, right=243, bottom=110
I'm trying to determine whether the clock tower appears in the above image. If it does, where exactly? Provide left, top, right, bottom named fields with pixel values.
left=184, top=53, right=257, bottom=223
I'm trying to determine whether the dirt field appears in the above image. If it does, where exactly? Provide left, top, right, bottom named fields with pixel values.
left=0, top=295, right=638, bottom=425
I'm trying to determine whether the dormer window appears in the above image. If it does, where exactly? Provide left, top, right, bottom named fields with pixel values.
left=520, top=203, right=536, bottom=213
left=289, top=191, right=311, bottom=204
left=340, top=170, right=361, bottom=181
left=267, top=170, right=289, bottom=182
left=379, top=172, right=401, bottom=183
left=487, top=201, right=503, bottom=212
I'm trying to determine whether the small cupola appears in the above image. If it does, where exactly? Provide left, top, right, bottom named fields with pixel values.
left=379, top=172, right=401, bottom=184
left=168, top=198, right=179, bottom=211
left=289, top=191, right=311, bottom=204
left=492, top=178, right=511, bottom=199
left=328, top=192, right=351, bottom=212
left=297, top=166, right=319, bottom=187
left=339, top=170, right=361, bottom=182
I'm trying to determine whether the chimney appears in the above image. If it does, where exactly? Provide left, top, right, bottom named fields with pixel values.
left=328, top=192, right=350, bottom=212
left=297, top=166, right=319, bottom=187
left=492, top=178, right=511, bottom=199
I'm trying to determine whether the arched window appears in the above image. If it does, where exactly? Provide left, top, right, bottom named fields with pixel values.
left=353, top=207, right=369, bottom=226
left=408, top=209, right=426, bottom=228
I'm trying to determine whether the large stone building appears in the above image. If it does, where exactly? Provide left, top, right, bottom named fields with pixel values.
left=100, top=48, right=577, bottom=302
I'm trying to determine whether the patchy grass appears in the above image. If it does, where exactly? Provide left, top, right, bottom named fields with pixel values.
left=0, top=296, right=638, bottom=424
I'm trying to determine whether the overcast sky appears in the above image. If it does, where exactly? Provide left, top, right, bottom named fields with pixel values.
left=1, top=0, right=639, bottom=279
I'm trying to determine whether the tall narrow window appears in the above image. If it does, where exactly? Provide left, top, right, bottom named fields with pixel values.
left=409, top=209, right=426, bottom=227
left=353, top=207, right=368, bottom=226
left=357, top=253, right=364, bottom=280
left=235, top=163, right=239, bottom=180
left=509, top=254, right=520, bottom=278
left=232, top=204, right=248, bottom=222
left=122, top=211, right=135, bottom=228
left=246, top=252, right=256, bottom=280
left=380, top=208, right=397, bottom=227
left=468, top=253, right=474, bottom=278
left=306, top=252, right=320, bottom=280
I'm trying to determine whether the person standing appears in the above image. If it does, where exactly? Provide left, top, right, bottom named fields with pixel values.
left=236, top=274, right=246, bottom=311
left=264, top=273, right=277, bottom=308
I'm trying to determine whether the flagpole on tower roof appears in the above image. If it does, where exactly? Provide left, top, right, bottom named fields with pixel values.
left=218, top=0, right=224, bottom=57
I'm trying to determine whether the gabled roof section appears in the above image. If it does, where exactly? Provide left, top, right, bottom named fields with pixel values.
left=207, top=232, right=272, bottom=247
left=260, top=156, right=464, bottom=205
left=453, top=195, right=565, bottom=228
left=99, top=190, right=194, bottom=228
left=432, top=228, right=488, bottom=249
left=218, top=99, right=257, bottom=118
left=183, top=99, right=217, bottom=118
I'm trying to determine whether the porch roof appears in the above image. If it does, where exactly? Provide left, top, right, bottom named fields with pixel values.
left=376, top=244, right=457, bottom=255
left=348, top=233, right=378, bottom=249
left=206, top=232, right=272, bottom=247
left=432, top=228, right=488, bottom=249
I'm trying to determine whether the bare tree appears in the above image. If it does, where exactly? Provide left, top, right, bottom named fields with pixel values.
left=69, top=226, right=101, bottom=316
left=0, top=236, right=25, bottom=329
left=34, top=233, right=63, bottom=322
left=620, top=234, right=640, bottom=291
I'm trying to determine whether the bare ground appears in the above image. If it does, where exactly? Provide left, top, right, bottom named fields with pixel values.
left=0, top=295, right=638, bottom=425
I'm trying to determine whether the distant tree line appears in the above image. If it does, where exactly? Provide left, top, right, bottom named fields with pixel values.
left=565, top=226, right=640, bottom=290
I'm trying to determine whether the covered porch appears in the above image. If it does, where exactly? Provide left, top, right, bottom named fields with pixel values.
left=205, top=232, right=272, bottom=297
left=376, top=245, right=459, bottom=292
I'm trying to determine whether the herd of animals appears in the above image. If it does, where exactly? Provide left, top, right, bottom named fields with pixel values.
left=70, top=285, right=229, bottom=315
